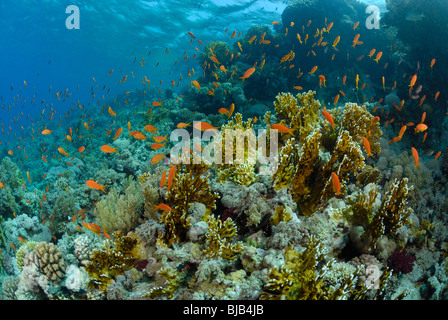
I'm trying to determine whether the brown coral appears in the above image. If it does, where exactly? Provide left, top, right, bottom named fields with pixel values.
left=158, top=162, right=219, bottom=247
left=203, top=214, right=243, bottom=260
left=363, top=178, right=414, bottom=251
left=85, top=232, right=142, bottom=292
left=26, top=242, right=65, bottom=283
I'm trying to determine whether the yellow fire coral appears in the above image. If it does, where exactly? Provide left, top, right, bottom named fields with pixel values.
left=203, top=215, right=243, bottom=260
left=271, top=91, right=381, bottom=217
left=158, top=162, right=219, bottom=247
left=273, top=91, right=321, bottom=144
left=363, top=178, right=414, bottom=251
left=216, top=113, right=257, bottom=187
left=142, top=267, right=180, bottom=299
left=260, top=238, right=361, bottom=300
left=85, top=232, right=143, bottom=292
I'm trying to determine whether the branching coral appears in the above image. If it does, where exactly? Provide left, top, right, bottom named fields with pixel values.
left=261, top=238, right=396, bottom=300
left=203, top=214, right=243, bottom=260
left=363, top=178, right=414, bottom=251
left=84, top=232, right=143, bottom=292
left=216, top=113, right=258, bottom=187
left=272, top=91, right=380, bottom=217
left=260, top=238, right=363, bottom=300
left=158, top=162, right=219, bottom=247
left=142, top=267, right=180, bottom=299
left=273, top=91, right=321, bottom=144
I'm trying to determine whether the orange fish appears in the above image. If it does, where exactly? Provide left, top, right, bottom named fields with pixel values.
left=409, top=74, right=417, bottom=88
left=411, top=147, right=421, bottom=169
left=58, top=147, right=70, bottom=157
left=368, top=49, right=376, bottom=58
left=144, top=125, right=158, bottom=133
left=78, top=146, right=85, bottom=153
left=271, top=124, right=293, bottom=135
left=331, top=172, right=341, bottom=195
left=151, top=143, right=166, bottom=150
left=193, top=122, right=218, bottom=132
left=176, top=122, right=191, bottom=129
left=160, top=171, right=167, bottom=188
left=309, top=66, right=318, bottom=75
left=27, top=171, right=32, bottom=183
left=353, top=21, right=359, bottom=30
left=0, top=182, right=5, bottom=188
left=218, top=108, right=229, bottom=115
left=397, top=125, right=407, bottom=141
left=41, top=129, right=53, bottom=135
left=151, top=154, right=165, bottom=165
left=362, top=137, right=373, bottom=157
left=108, top=106, right=117, bottom=117
left=321, top=108, right=335, bottom=129
left=82, top=222, right=102, bottom=236
left=435, top=91, right=440, bottom=102
left=153, top=135, right=168, bottom=143
left=435, top=151, right=442, bottom=161
left=100, top=145, right=118, bottom=154
left=86, top=180, right=107, bottom=194
left=191, top=80, right=200, bottom=90
left=239, top=67, right=256, bottom=82
left=154, top=203, right=172, bottom=212
left=414, top=123, right=428, bottom=133
left=430, top=58, right=436, bottom=69
left=152, top=101, right=162, bottom=107
left=167, top=165, right=177, bottom=191
left=374, top=51, right=382, bottom=63
left=132, top=132, right=147, bottom=140
left=228, top=103, right=235, bottom=118
left=8, top=150, right=13, bottom=156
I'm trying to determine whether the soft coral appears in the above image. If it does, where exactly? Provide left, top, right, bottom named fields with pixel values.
left=388, top=247, right=415, bottom=274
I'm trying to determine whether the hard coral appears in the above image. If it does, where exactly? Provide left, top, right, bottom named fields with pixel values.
left=158, top=162, right=219, bottom=247
left=203, top=214, right=243, bottom=260
left=272, top=91, right=381, bottom=217
left=260, top=238, right=362, bottom=300
left=217, top=113, right=257, bottom=187
left=24, top=242, right=65, bottom=283
left=85, top=232, right=142, bottom=292
left=363, top=178, right=413, bottom=251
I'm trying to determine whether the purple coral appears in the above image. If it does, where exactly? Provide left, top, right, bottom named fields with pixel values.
left=388, top=247, right=415, bottom=274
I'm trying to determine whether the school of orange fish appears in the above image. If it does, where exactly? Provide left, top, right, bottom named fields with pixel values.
left=0, top=16, right=443, bottom=249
